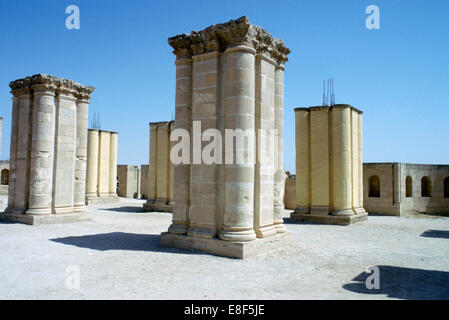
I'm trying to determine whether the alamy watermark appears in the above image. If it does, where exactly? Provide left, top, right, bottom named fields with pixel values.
left=170, top=121, right=278, bottom=165
left=65, top=265, right=80, bottom=290
left=66, top=5, right=80, bottom=30
left=365, top=265, right=380, bottom=289
left=365, top=5, right=380, bottom=30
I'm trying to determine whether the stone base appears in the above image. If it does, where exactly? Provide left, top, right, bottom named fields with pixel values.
left=160, top=232, right=289, bottom=259
left=290, top=211, right=368, bottom=226
left=143, top=202, right=173, bottom=213
left=0, top=211, right=92, bottom=225
left=86, top=196, right=120, bottom=205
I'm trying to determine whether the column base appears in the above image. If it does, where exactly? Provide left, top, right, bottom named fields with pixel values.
left=168, top=222, right=188, bottom=235
left=160, top=231, right=290, bottom=259
left=310, top=206, right=329, bottom=215
left=273, top=222, right=287, bottom=234
left=25, top=208, right=52, bottom=216
left=294, top=206, right=310, bottom=214
left=86, top=196, right=120, bottom=205
left=218, top=228, right=257, bottom=242
left=255, top=225, right=277, bottom=238
left=290, top=211, right=368, bottom=225
left=353, top=207, right=367, bottom=215
left=187, top=225, right=216, bottom=239
left=143, top=201, right=173, bottom=213
left=332, top=208, right=354, bottom=216
left=0, top=211, right=92, bottom=225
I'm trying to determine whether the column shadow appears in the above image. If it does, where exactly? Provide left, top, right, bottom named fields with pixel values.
left=99, top=206, right=145, bottom=213
left=421, top=230, right=449, bottom=239
left=343, top=265, right=449, bottom=299
left=50, top=232, right=196, bottom=255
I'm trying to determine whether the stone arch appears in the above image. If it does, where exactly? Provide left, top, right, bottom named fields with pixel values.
left=369, top=175, right=380, bottom=197
left=405, top=176, right=412, bottom=197
left=1, top=169, right=9, bottom=185
left=421, top=176, right=432, bottom=197
left=444, top=177, right=449, bottom=198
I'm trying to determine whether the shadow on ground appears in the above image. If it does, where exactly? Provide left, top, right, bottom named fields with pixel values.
left=421, top=230, right=449, bottom=239
left=343, top=265, right=449, bottom=299
left=50, top=232, right=196, bottom=255
left=99, top=206, right=144, bottom=213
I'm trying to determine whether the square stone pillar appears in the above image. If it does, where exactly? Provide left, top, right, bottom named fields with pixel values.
left=1, top=74, right=94, bottom=225
left=161, top=16, right=291, bottom=258
left=291, top=104, right=367, bottom=225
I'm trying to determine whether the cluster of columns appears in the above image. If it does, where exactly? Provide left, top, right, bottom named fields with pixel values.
left=85, top=129, right=119, bottom=204
left=2, top=74, right=94, bottom=224
left=161, top=17, right=290, bottom=258
left=143, top=121, right=174, bottom=212
left=291, top=104, right=367, bottom=225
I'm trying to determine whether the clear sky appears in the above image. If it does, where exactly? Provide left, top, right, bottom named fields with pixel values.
left=1, top=0, right=448, bottom=172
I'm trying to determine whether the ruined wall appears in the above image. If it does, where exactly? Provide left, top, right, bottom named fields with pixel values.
left=0, top=160, right=9, bottom=196
left=284, top=172, right=296, bottom=210
left=364, top=163, right=449, bottom=216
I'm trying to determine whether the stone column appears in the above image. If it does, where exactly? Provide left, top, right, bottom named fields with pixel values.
left=109, top=131, right=118, bottom=197
left=188, top=50, right=220, bottom=239
left=53, top=87, right=77, bottom=214
left=98, top=131, right=110, bottom=197
left=219, top=45, right=257, bottom=242
left=310, top=107, right=330, bottom=215
left=73, top=87, right=92, bottom=212
left=356, top=111, right=366, bottom=213
left=273, top=64, right=287, bottom=234
left=5, top=93, right=20, bottom=212
left=294, top=108, right=310, bottom=214
left=86, top=129, right=99, bottom=199
left=168, top=50, right=193, bottom=235
left=332, top=105, right=353, bottom=216
left=148, top=123, right=157, bottom=203
left=26, top=81, right=56, bottom=216
left=254, top=54, right=277, bottom=238
left=156, top=122, right=169, bottom=204
left=167, top=121, right=174, bottom=204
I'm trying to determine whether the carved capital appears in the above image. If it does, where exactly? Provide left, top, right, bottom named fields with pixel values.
left=168, top=16, right=290, bottom=65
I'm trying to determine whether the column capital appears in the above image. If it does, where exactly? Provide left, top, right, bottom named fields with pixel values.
left=168, top=16, right=291, bottom=65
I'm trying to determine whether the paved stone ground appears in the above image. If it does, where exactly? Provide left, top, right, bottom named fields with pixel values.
left=0, top=195, right=448, bottom=300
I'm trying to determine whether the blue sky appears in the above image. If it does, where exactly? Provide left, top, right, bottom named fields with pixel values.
left=0, top=0, right=448, bottom=172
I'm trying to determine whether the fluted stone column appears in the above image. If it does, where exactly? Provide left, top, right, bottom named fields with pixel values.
left=5, top=94, right=20, bottom=213
left=293, top=108, right=310, bottom=215
left=219, top=45, right=257, bottom=242
left=109, top=132, right=118, bottom=197
left=86, top=129, right=99, bottom=199
left=168, top=55, right=192, bottom=234
left=332, top=105, right=353, bottom=216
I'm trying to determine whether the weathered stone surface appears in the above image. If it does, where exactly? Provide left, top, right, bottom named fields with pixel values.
left=2, top=74, right=94, bottom=224
left=165, top=17, right=290, bottom=258
left=291, top=104, right=366, bottom=225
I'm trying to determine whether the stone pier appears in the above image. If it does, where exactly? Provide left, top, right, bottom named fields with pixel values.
left=1, top=74, right=94, bottom=225
left=85, top=129, right=119, bottom=204
left=117, top=165, right=141, bottom=198
left=290, top=104, right=367, bottom=225
left=143, top=121, right=174, bottom=212
left=160, top=16, right=291, bottom=258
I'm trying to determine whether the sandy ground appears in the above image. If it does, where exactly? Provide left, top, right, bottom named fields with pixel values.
left=0, top=195, right=448, bottom=300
